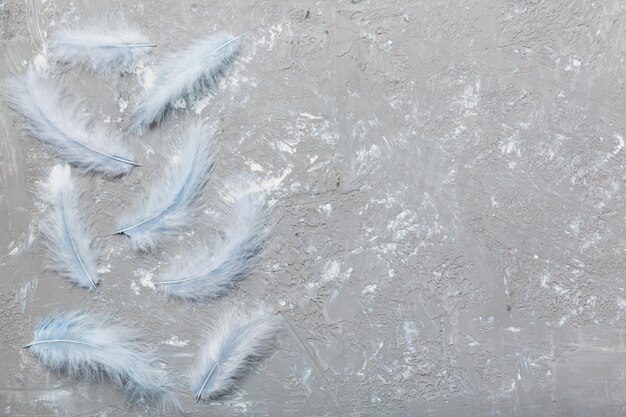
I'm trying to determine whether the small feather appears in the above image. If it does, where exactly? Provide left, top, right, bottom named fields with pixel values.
left=191, top=309, right=279, bottom=401
left=42, top=164, right=99, bottom=290
left=25, top=310, right=179, bottom=410
left=133, top=32, right=241, bottom=132
left=157, top=186, right=267, bottom=301
left=1, top=72, right=138, bottom=176
left=49, top=25, right=155, bottom=74
left=117, top=123, right=217, bottom=251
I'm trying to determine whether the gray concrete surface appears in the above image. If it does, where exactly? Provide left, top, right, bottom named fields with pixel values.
left=1, top=0, right=626, bottom=416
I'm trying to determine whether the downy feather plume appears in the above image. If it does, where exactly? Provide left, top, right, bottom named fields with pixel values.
left=42, top=164, right=99, bottom=290
left=49, top=25, right=155, bottom=74
left=25, top=310, right=179, bottom=410
left=133, top=32, right=241, bottom=132
left=117, top=124, right=216, bottom=251
left=1, top=72, right=138, bottom=176
left=157, top=187, right=268, bottom=301
left=191, top=309, right=279, bottom=401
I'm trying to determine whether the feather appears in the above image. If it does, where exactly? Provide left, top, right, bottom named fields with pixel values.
left=116, top=123, right=217, bottom=251
left=24, top=310, right=179, bottom=410
left=157, top=186, right=267, bottom=301
left=191, top=309, right=279, bottom=401
left=42, top=164, right=99, bottom=290
left=133, top=32, right=241, bottom=132
left=1, top=72, right=139, bottom=176
left=48, top=25, right=155, bottom=74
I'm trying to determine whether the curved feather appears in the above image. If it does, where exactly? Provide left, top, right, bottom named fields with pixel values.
left=1, top=72, right=138, bottom=176
left=25, top=310, right=178, bottom=410
left=49, top=25, right=155, bottom=74
left=42, top=165, right=99, bottom=290
left=191, top=309, right=279, bottom=401
left=157, top=187, right=267, bottom=301
left=133, top=32, right=241, bottom=132
left=117, top=123, right=216, bottom=251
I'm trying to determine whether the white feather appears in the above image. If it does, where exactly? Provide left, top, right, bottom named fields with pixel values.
left=42, top=165, right=99, bottom=290
left=117, top=123, right=217, bottom=251
left=49, top=25, right=155, bottom=74
left=191, top=309, right=279, bottom=401
left=1, top=72, right=138, bottom=176
left=25, top=310, right=179, bottom=410
left=133, top=32, right=241, bottom=132
left=157, top=186, right=267, bottom=301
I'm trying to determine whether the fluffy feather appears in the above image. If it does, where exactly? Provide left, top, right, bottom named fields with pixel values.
left=191, top=309, right=279, bottom=401
left=117, top=124, right=216, bottom=251
left=42, top=165, right=99, bottom=290
left=49, top=25, right=155, bottom=74
left=1, top=72, right=138, bottom=176
left=25, top=310, right=178, bottom=410
left=133, top=32, right=241, bottom=132
left=157, top=187, right=267, bottom=301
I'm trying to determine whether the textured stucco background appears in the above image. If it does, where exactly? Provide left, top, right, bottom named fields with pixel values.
left=1, top=0, right=626, bottom=416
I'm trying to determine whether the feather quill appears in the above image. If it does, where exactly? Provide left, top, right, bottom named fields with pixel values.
left=117, top=123, right=216, bottom=251
left=49, top=25, right=155, bottom=74
left=42, top=165, right=99, bottom=290
left=25, top=310, right=178, bottom=410
left=157, top=187, right=267, bottom=301
left=133, top=32, right=241, bottom=132
left=191, top=309, right=279, bottom=401
left=1, top=72, right=138, bottom=176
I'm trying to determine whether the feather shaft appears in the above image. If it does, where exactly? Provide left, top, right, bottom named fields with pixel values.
left=42, top=165, right=100, bottom=290
left=157, top=188, right=267, bottom=300
left=24, top=339, right=100, bottom=349
left=158, top=273, right=205, bottom=285
left=115, top=208, right=166, bottom=235
left=191, top=309, right=279, bottom=401
left=1, top=72, right=138, bottom=176
left=117, top=123, right=216, bottom=251
left=70, top=141, right=140, bottom=166
left=202, top=34, right=242, bottom=56
left=133, top=32, right=241, bottom=132
left=195, top=365, right=216, bottom=402
left=26, top=310, right=178, bottom=410
left=49, top=25, right=155, bottom=74
left=101, top=43, right=157, bottom=48
left=67, top=231, right=97, bottom=290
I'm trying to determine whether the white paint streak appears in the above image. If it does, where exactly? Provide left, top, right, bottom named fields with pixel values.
left=320, top=260, right=340, bottom=283
left=162, top=335, right=189, bottom=347
left=362, top=284, right=377, bottom=294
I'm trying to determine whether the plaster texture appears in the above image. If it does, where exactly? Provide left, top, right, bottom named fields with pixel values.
left=1, top=0, right=626, bottom=416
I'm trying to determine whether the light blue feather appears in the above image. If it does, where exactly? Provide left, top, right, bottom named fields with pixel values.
left=117, top=123, right=217, bottom=251
left=42, top=165, right=99, bottom=290
left=1, top=72, right=139, bottom=176
left=25, top=310, right=178, bottom=410
left=133, top=32, right=241, bottom=132
left=157, top=186, right=267, bottom=301
left=191, top=309, right=279, bottom=401
left=49, top=24, right=155, bottom=74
